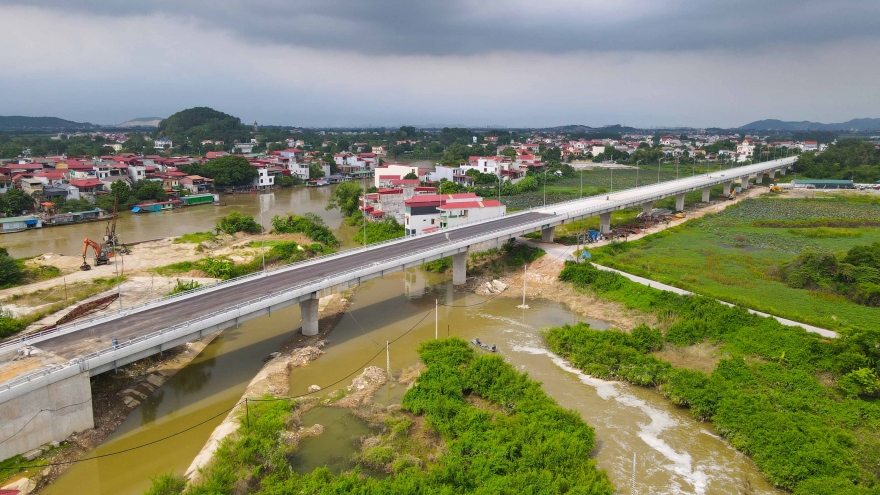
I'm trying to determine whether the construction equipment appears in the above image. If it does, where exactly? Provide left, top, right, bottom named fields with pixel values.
left=769, top=184, right=783, bottom=192
left=81, top=237, right=111, bottom=270
left=727, top=189, right=738, bottom=200
left=103, top=192, right=128, bottom=253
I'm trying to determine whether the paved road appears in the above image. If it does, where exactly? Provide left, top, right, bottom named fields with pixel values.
left=36, top=211, right=554, bottom=359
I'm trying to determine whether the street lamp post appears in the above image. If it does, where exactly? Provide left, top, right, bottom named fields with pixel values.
left=636, top=160, right=642, bottom=187
left=693, top=155, right=697, bottom=177
left=658, top=158, right=665, bottom=184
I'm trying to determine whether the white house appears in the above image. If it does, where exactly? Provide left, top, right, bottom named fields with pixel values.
left=252, top=165, right=275, bottom=190
left=439, top=199, right=505, bottom=229
left=287, top=161, right=311, bottom=181
left=154, top=138, right=173, bottom=150
left=127, top=164, right=146, bottom=184
left=736, top=139, right=756, bottom=160
left=234, top=143, right=255, bottom=153
left=404, top=192, right=481, bottom=236
left=800, top=141, right=819, bottom=152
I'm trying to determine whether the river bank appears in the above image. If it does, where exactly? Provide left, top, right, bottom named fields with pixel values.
left=1, top=286, right=357, bottom=495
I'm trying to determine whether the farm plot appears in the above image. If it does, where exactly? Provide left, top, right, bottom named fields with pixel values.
left=591, top=197, right=880, bottom=333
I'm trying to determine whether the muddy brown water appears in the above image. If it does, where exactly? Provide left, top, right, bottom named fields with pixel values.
left=43, top=269, right=781, bottom=495
left=2, top=181, right=371, bottom=259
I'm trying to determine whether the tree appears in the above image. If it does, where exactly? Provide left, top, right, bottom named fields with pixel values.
left=2, top=189, right=34, bottom=215
left=200, top=155, right=259, bottom=187
left=403, top=172, right=419, bottom=180
left=541, top=147, right=562, bottom=163
left=216, top=210, right=261, bottom=234
left=325, top=182, right=363, bottom=217
left=267, top=142, right=287, bottom=153
left=133, top=181, right=167, bottom=201
left=500, top=148, right=518, bottom=159
left=308, top=163, right=325, bottom=179
left=0, top=247, right=23, bottom=287
left=439, top=179, right=461, bottom=194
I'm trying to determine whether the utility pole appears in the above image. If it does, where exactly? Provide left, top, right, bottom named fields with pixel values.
left=435, top=299, right=438, bottom=339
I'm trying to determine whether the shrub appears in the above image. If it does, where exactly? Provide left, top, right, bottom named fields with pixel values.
left=216, top=210, right=261, bottom=235
left=271, top=213, right=339, bottom=247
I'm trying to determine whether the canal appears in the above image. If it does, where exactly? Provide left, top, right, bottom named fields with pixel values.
left=42, top=269, right=781, bottom=495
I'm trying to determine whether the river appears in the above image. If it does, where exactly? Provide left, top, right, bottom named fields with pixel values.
left=2, top=181, right=372, bottom=259
left=42, top=269, right=781, bottom=495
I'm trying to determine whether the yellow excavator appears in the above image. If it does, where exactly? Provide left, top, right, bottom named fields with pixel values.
left=769, top=184, right=783, bottom=193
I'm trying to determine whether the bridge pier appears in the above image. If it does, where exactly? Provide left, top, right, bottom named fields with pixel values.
left=675, top=193, right=686, bottom=212
left=541, top=226, right=555, bottom=243
left=599, top=212, right=612, bottom=234
left=723, top=181, right=732, bottom=196
left=642, top=202, right=653, bottom=215
left=755, top=173, right=763, bottom=184
left=452, top=252, right=467, bottom=285
left=741, top=177, right=749, bottom=190
left=701, top=187, right=711, bottom=202
left=300, top=296, right=319, bottom=336
left=780, top=167, right=786, bottom=176
left=768, top=170, right=776, bottom=180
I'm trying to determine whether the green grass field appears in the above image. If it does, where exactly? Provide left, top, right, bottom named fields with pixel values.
left=590, top=196, right=880, bottom=333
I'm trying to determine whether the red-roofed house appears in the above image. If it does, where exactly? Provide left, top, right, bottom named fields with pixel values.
left=439, top=199, right=505, bottom=229
left=403, top=193, right=482, bottom=235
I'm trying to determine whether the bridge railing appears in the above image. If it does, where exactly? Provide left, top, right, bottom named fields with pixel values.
left=0, top=158, right=797, bottom=354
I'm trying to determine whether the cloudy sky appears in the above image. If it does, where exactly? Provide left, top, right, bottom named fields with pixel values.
left=1, top=1, right=878, bottom=128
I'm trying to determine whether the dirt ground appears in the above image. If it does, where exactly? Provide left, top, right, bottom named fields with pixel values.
left=0, top=230, right=311, bottom=302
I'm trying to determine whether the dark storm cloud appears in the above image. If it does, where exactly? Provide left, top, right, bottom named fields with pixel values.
left=6, top=0, right=879, bottom=55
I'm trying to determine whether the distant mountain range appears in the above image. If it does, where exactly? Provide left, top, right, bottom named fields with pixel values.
left=0, top=115, right=97, bottom=132
left=116, top=117, right=163, bottom=128
left=739, top=118, right=880, bottom=131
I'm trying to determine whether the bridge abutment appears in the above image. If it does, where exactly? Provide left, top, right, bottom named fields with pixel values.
left=300, top=296, right=319, bottom=336
left=452, top=252, right=467, bottom=285
left=541, top=226, right=555, bottom=243
left=675, top=193, right=686, bottom=212
left=0, top=370, right=93, bottom=462
left=599, top=212, right=612, bottom=234
left=701, top=187, right=711, bottom=202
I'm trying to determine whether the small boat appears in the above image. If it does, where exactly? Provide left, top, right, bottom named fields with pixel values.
left=471, top=338, right=497, bottom=352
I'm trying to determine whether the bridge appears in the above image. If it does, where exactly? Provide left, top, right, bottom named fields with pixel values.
left=0, top=157, right=796, bottom=460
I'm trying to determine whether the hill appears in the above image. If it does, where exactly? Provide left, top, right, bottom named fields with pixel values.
left=0, top=115, right=96, bottom=132
left=116, top=117, right=163, bottom=128
left=155, top=107, right=251, bottom=144
left=740, top=118, right=880, bottom=131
